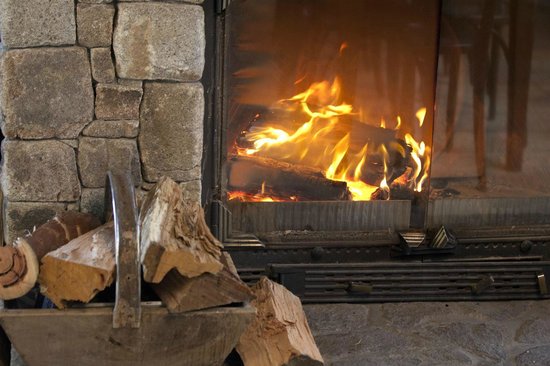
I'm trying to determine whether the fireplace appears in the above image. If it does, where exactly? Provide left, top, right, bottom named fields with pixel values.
left=0, top=0, right=549, bottom=304
left=206, top=0, right=550, bottom=302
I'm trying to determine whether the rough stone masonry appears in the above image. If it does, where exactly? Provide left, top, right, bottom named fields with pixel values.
left=0, top=0, right=206, bottom=244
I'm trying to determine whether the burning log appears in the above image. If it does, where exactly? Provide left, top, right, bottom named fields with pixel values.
left=371, top=182, right=417, bottom=201
left=0, top=212, right=101, bottom=300
left=227, top=155, right=352, bottom=201
left=140, top=176, right=224, bottom=283
left=38, top=222, right=116, bottom=309
left=151, top=252, right=254, bottom=313
left=236, top=277, right=324, bottom=366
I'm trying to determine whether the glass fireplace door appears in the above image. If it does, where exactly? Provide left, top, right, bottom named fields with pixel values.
left=222, top=0, right=440, bottom=232
left=220, top=0, right=550, bottom=235
left=429, top=0, right=550, bottom=228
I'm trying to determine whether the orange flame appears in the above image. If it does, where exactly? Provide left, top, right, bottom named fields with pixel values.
left=234, top=72, right=430, bottom=201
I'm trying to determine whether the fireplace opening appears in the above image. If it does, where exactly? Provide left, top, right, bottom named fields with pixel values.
left=209, top=0, right=550, bottom=302
left=215, top=0, right=550, bottom=236
left=223, top=0, right=438, bottom=225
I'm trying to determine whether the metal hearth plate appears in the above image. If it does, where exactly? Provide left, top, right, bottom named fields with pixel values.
left=265, top=261, right=550, bottom=303
left=228, top=200, right=411, bottom=233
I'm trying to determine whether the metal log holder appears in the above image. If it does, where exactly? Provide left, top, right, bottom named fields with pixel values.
left=0, top=172, right=254, bottom=366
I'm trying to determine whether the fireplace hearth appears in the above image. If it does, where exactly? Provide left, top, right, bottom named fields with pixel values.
left=204, top=0, right=550, bottom=302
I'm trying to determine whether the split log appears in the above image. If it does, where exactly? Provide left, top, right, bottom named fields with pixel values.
left=227, top=155, right=351, bottom=201
left=38, top=222, right=116, bottom=309
left=0, top=212, right=101, bottom=300
left=152, top=252, right=254, bottom=313
left=236, top=277, right=324, bottom=366
left=140, top=176, right=223, bottom=283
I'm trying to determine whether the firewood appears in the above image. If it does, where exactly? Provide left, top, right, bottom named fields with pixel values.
left=38, top=222, right=116, bottom=309
left=236, top=277, right=324, bottom=366
left=21, top=211, right=101, bottom=260
left=227, top=155, right=351, bottom=201
left=140, top=176, right=223, bottom=283
left=152, top=252, right=254, bottom=313
left=0, top=212, right=101, bottom=300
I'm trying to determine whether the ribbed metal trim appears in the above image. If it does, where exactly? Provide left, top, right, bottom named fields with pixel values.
left=428, top=197, right=550, bottom=228
left=228, top=200, right=411, bottom=233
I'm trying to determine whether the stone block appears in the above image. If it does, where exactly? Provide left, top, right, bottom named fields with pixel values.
left=114, top=3, right=205, bottom=81
left=179, top=180, right=202, bottom=203
left=0, top=0, right=75, bottom=48
left=1, top=140, right=81, bottom=202
left=77, top=4, right=115, bottom=48
left=117, top=79, right=143, bottom=88
left=95, top=84, right=143, bottom=120
left=83, top=120, right=139, bottom=138
left=80, top=188, right=105, bottom=220
left=0, top=47, right=94, bottom=139
left=59, top=140, right=79, bottom=149
left=79, top=0, right=112, bottom=3
left=139, top=82, right=204, bottom=182
left=78, top=137, right=142, bottom=188
left=3, top=201, right=68, bottom=246
left=90, top=48, right=116, bottom=83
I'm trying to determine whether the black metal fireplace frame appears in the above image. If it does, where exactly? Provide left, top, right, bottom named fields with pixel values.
left=201, top=0, right=550, bottom=302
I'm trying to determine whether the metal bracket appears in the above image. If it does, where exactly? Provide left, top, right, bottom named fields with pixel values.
left=393, top=226, right=457, bottom=257
left=216, top=0, right=229, bottom=14
left=538, top=273, right=548, bottom=295
left=210, top=200, right=263, bottom=248
left=105, top=172, right=141, bottom=329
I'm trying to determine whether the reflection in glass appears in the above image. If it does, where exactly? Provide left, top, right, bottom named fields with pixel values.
left=430, top=0, right=550, bottom=227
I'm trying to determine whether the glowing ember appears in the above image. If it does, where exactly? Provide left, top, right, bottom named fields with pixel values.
left=230, top=49, right=431, bottom=202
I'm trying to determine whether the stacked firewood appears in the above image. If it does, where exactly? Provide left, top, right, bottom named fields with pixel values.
left=0, top=176, right=323, bottom=366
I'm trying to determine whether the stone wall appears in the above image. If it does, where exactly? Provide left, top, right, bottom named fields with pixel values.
left=0, top=0, right=205, bottom=244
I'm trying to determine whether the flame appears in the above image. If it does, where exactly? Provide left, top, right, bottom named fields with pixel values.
left=403, top=108, right=432, bottom=192
left=379, top=145, right=391, bottom=199
left=232, top=72, right=431, bottom=201
left=396, top=116, right=402, bottom=130
left=227, top=191, right=294, bottom=202
left=339, top=42, right=349, bottom=55
left=416, top=107, right=427, bottom=127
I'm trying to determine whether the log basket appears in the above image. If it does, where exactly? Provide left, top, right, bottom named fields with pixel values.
left=0, top=172, right=254, bottom=366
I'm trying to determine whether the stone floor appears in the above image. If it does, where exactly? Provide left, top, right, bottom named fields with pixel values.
left=7, top=300, right=550, bottom=365
left=304, top=301, right=550, bottom=366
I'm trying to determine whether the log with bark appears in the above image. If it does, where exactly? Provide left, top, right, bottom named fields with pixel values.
left=38, top=222, right=116, bottom=309
left=0, top=212, right=101, bottom=300
left=152, top=252, right=254, bottom=313
left=236, top=277, right=324, bottom=366
left=227, top=155, right=352, bottom=201
left=140, top=176, right=224, bottom=283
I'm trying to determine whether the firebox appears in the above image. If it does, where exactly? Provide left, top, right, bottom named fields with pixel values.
left=204, top=0, right=550, bottom=302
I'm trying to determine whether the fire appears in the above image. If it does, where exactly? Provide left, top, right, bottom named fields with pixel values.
left=416, top=107, right=427, bottom=127
left=231, top=68, right=431, bottom=202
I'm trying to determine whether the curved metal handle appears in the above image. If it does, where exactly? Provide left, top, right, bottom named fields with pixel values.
left=104, top=171, right=141, bottom=329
